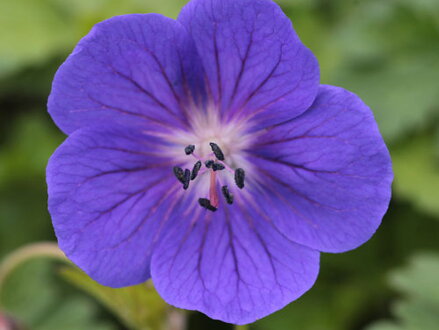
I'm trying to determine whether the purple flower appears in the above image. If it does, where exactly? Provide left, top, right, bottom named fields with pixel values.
left=46, top=0, right=392, bottom=324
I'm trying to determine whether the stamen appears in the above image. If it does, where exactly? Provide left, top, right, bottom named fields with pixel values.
left=209, top=142, right=225, bottom=161
left=234, top=168, right=245, bottom=189
left=212, top=162, right=225, bottom=171
left=183, top=169, right=191, bottom=190
left=198, top=198, right=217, bottom=212
left=191, top=161, right=202, bottom=180
left=205, top=160, right=214, bottom=168
left=184, top=144, right=195, bottom=155
left=177, top=142, right=246, bottom=210
left=221, top=185, right=234, bottom=204
left=173, top=166, right=185, bottom=183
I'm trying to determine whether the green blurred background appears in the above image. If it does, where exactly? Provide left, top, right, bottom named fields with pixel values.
left=0, top=0, right=438, bottom=329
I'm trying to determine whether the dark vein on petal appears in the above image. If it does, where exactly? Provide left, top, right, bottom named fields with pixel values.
left=106, top=182, right=181, bottom=251
left=79, top=162, right=172, bottom=185
left=238, top=44, right=283, bottom=110
left=228, top=30, right=254, bottom=109
left=249, top=153, right=370, bottom=179
left=213, top=25, right=222, bottom=105
left=86, top=94, right=175, bottom=129
left=257, top=166, right=350, bottom=212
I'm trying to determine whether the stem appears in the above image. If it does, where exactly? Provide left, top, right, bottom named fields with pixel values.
left=0, top=242, right=67, bottom=300
left=235, top=325, right=249, bottom=330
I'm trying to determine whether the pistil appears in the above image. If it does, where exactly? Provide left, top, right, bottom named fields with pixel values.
left=209, top=169, right=219, bottom=208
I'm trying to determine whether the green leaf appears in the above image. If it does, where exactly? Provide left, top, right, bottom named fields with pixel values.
left=60, top=266, right=170, bottom=330
left=0, top=113, right=63, bottom=185
left=0, top=0, right=74, bottom=76
left=390, top=254, right=439, bottom=306
left=333, top=51, right=439, bottom=143
left=328, top=0, right=439, bottom=142
left=0, top=0, right=188, bottom=77
left=366, top=254, right=439, bottom=330
left=392, top=132, right=439, bottom=217
left=0, top=258, right=115, bottom=330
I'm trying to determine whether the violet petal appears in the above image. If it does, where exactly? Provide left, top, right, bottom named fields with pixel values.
left=178, top=0, right=320, bottom=128
left=249, top=85, right=393, bottom=253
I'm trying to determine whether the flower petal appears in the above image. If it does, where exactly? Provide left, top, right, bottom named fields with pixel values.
left=47, top=125, right=183, bottom=287
left=151, top=206, right=319, bottom=325
left=178, top=0, right=319, bottom=128
left=249, top=85, right=393, bottom=253
left=48, top=14, right=206, bottom=135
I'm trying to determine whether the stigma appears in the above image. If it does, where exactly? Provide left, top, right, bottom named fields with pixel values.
left=172, top=143, right=246, bottom=211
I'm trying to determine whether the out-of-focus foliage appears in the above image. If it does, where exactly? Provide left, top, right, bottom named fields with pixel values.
left=0, top=259, right=116, bottom=330
left=0, top=0, right=438, bottom=329
left=61, top=266, right=170, bottom=330
left=331, top=0, right=439, bottom=143
left=0, top=0, right=188, bottom=76
left=0, top=113, right=63, bottom=183
left=367, top=254, right=439, bottom=330
left=392, top=132, right=439, bottom=217
left=0, top=114, right=62, bottom=257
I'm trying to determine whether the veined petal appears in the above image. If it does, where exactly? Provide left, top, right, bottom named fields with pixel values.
left=178, top=0, right=319, bottom=128
left=48, top=14, right=206, bottom=135
left=151, top=205, right=320, bottom=325
left=47, top=125, right=184, bottom=287
left=249, top=85, right=393, bottom=253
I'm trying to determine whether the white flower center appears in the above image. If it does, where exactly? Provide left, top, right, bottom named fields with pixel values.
left=157, top=109, right=256, bottom=210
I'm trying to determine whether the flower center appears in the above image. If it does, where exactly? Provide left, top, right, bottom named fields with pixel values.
left=173, top=142, right=245, bottom=211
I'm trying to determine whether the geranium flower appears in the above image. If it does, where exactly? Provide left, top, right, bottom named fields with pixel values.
left=46, top=0, right=392, bottom=324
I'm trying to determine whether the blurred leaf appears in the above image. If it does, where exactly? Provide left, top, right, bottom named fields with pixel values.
left=367, top=253, right=439, bottom=330
left=334, top=50, right=439, bottom=143
left=398, top=0, right=439, bottom=27
left=0, top=113, right=62, bottom=257
left=390, top=254, right=439, bottom=306
left=392, top=132, right=439, bottom=217
left=0, top=0, right=73, bottom=77
left=367, top=322, right=402, bottom=330
left=0, top=113, right=63, bottom=184
left=0, top=0, right=187, bottom=77
left=37, top=296, right=115, bottom=330
left=0, top=181, right=55, bottom=258
left=0, top=259, right=115, bottom=330
left=60, top=266, right=170, bottom=330
left=329, top=0, right=439, bottom=142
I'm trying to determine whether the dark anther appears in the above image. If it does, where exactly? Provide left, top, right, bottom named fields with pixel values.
left=221, top=185, right=234, bottom=204
left=173, top=166, right=185, bottom=183
left=185, top=144, right=195, bottom=155
left=183, top=169, right=191, bottom=190
left=234, top=168, right=245, bottom=189
left=205, top=160, right=214, bottom=168
left=198, top=198, right=217, bottom=212
left=209, top=142, right=225, bottom=161
left=212, top=162, right=225, bottom=171
left=191, top=161, right=202, bottom=180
